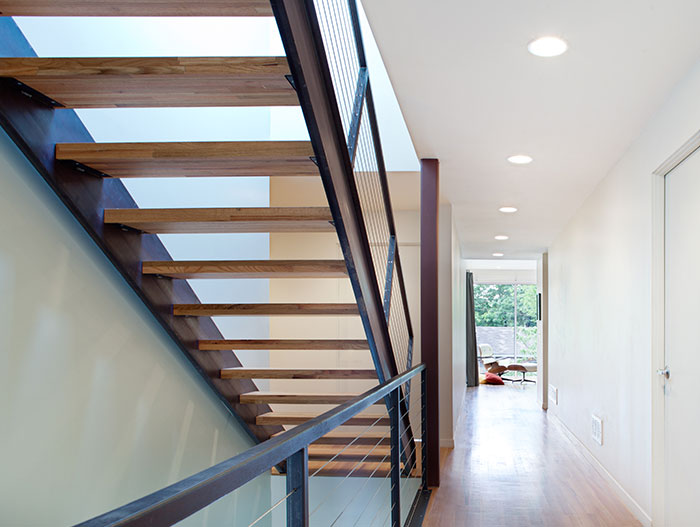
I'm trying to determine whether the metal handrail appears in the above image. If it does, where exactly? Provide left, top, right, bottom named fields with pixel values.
left=74, top=364, right=426, bottom=527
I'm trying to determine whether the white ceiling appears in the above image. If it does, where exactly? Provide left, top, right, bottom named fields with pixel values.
left=362, top=0, right=700, bottom=258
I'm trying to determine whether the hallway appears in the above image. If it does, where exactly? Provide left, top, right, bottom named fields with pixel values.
left=423, top=384, right=641, bottom=527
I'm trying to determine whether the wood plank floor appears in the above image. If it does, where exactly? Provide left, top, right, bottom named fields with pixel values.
left=423, top=384, right=641, bottom=527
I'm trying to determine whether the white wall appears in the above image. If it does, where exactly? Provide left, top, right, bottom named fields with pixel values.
left=537, top=253, right=548, bottom=410
left=466, top=259, right=537, bottom=284
left=548, top=55, right=700, bottom=526
left=470, top=268, right=537, bottom=284
left=268, top=179, right=376, bottom=415
left=451, top=220, right=467, bottom=436
left=0, top=129, right=272, bottom=526
left=396, top=205, right=464, bottom=448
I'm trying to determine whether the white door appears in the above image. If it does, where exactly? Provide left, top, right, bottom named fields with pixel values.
left=665, top=149, right=700, bottom=525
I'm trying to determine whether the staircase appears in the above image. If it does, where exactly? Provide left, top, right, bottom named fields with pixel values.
left=0, top=0, right=415, bottom=480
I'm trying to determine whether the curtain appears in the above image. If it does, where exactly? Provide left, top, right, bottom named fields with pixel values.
left=466, top=271, right=479, bottom=386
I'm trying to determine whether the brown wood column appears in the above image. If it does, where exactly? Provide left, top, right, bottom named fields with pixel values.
left=421, top=158, right=440, bottom=487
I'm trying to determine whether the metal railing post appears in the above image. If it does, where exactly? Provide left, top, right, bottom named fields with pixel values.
left=286, top=447, right=309, bottom=527
left=389, top=387, right=401, bottom=527
left=421, top=367, right=427, bottom=490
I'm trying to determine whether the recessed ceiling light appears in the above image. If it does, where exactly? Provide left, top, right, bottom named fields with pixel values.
left=507, top=154, right=533, bottom=165
left=493, top=252, right=504, bottom=257
left=528, top=36, right=568, bottom=58
left=494, top=235, right=509, bottom=241
left=499, top=206, right=518, bottom=213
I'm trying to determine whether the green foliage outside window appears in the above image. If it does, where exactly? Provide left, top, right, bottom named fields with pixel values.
left=474, top=284, right=537, bottom=327
left=473, top=284, right=514, bottom=326
left=474, top=283, right=538, bottom=358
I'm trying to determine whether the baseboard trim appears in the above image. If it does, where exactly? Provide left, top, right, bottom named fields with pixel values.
left=549, top=413, right=652, bottom=527
left=439, top=438, right=454, bottom=449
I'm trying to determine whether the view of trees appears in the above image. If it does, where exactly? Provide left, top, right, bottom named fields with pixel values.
left=474, top=283, right=538, bottom=359
left=474, top=284, right=537, bottom=327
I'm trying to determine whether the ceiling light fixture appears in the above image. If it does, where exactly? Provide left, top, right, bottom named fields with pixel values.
left=507, top=154, right=533, bottom=165
left=499, top=206, right=518, bottom=213
left=494, top=235, right=509, bottom=241
left=492, top=252, right=504, bottom=257
left=528, top=36, right=568, bottom=58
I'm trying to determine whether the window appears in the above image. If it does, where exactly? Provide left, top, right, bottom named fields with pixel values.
left=474, top=283, right=537, bottom=360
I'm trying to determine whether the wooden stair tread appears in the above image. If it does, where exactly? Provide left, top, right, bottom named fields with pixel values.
left=256, top=412, right=389, bottom=427
left=308, top=444, right=391, bottom=458
left=56, top=141, right=318, bottom=177
left=239, top=392, right=380, bottom=404
left=176, top=303, right=359, bottom=317
left=312, top=431, right=389, bottom=446
left=307, top=452, right=389, bottom=462
left=221, top=368, right=377, bottom=379
left=0, top=1, right=274, bottom=16
left=104, top=207, right=334, bottom=233
left=271, top=460, right=413, bottom=478
left=142, top=259, right=347, bottom=279
left=0, top=57, right=296, bottom=108
left=269, top=430, right=391, bottom=446
left=199, top=339, right=369, bottom=351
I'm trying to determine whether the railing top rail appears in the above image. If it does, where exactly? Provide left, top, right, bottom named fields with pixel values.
left=75, top=363, right=426, bottom=527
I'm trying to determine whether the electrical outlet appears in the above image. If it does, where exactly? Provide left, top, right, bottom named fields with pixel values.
left=548, top=384, right=558, bottom=405
left=591, top=414, right=603, bottom=445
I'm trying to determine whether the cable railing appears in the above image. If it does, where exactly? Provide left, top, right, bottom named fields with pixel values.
left=74, top=364, right=427, bottom=527
left=71, top=1, right=427, bottom=524
left=272, top=0, right=414, bottom=382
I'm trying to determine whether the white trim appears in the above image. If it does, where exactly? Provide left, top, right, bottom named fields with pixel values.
left=653, top=128, right=700, bottom=176
left=538, top=252, right=549, bottom=411
left=439, top=438, right=455, bottom=449
left=652, top=130, right=700, bottom=176
left=648, top=130, right=700, bottom=527
left=651, top=169, right=665, bottom=527
left=549, top=414, right=652, bottom=526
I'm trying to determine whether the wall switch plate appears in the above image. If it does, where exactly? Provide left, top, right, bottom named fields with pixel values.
left=548, top=384, right=558, bottom=405
left=591, top=414, right=603, bottom=445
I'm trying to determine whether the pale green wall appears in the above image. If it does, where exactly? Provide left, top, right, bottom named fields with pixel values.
left=0, top=127, right=271, bottom=525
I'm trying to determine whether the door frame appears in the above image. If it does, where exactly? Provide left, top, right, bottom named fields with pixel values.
left=650, top=129, right=700, bottom=526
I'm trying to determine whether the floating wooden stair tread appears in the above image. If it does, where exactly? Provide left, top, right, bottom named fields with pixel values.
left=176, top=303, right=359, bottom=317
left=272, top=460, right=403, bottom=478
left=311, top=430, right=390, bottom=446
left=56, top=141, right=318, bottom=177
left=199, top=339, right=369, bottom=351
left=142, top=259, right=347, bottom=279
left=308, top=444, right=391, bottom=462
left=0, top=57, right=296, bottom=108
left=221, top=368, right=377, bottom=380
left=239, top=392, right=380, bottom=405
left=104, top=207, right=334, bottom=234
left=256, top=412, right=389, bottom=427
left=0, top=1, right=273, bottom=16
